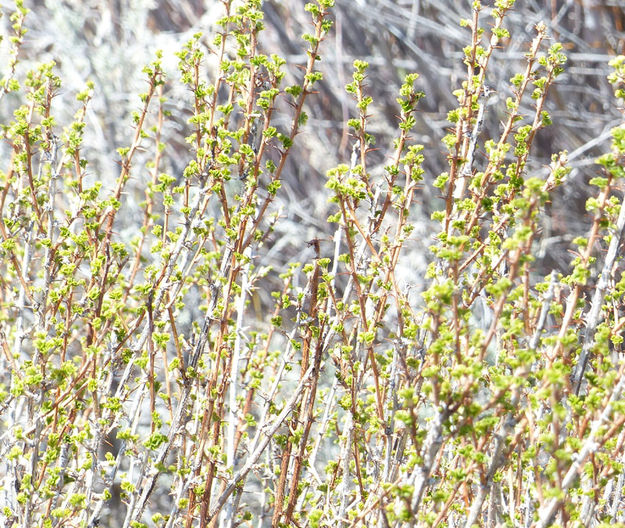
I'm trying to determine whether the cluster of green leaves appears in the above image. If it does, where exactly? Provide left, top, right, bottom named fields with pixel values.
left=0, top=1, right=336, bottom=526
left=313, top=2, right=625, bottom=527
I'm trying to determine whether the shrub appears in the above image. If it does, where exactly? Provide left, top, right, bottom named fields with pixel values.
left=0, top=1, right=624, bottom=527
